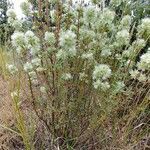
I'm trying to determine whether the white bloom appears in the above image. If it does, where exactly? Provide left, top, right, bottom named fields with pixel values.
left=0, top=8, right=3, bottom=13
left=93, top=79, right=101, bottom=89
left=80, top=28, right=95, bottom=41
left=11, top=32, right=26, bottom=47
left=79, top=72, right=87, bottom=81
left=7, top=17, right=15, bottom=25
left=50, top=10, right=56, bottom=23
left=59, top=30, right=76, bottom=57
left=110, top=0, right=122, bottom=6
left=60, top=30, right=76, bottom=50
left=121, top=15, right=132, bottom=29
left=24, top=62, right=33, bottom=72
left=62, top=73, right=72, bottom=80
left=12, top=20, right=23, bottom=30
left=132, top=39, right=146, bottom=50
left=102, top=8, right=115, bottom=22
left=56, top=49, right=67, bottom=60
left=130, top=69, right=140, bottom=79
left=25, top=31, right=40, bottom=47
left=31, top=79, right=39, bottom=85
left=138, top=18, right=150, bottom=38
left=30, top=46, right=40, bottom=56
left=40, top=86, right=46, bottom=93
left=114, top=81, right=125, bottom=92
left=6, top=64, right=18, bottom=75
left=122, top=50, right=130, bottom=58
left=44, top=32, right=55, bottom=45
left=48, top=0, right=57, bottom=4
left=25, top=30, right=35, bottom=38
left=93, top=64, right=111, bottom=80
left=101, top=48, right=111, bottom=57
left=6, top=9, right=16, bottom=18
left=82, top=52, right=94, bottom=60
left=25, top=30, right=40, bottom=54
left=83, top=6, right=97, bottom=23
left=116, top=29, right=130, bottom=46
left=137, top=52, right=150, bottom=71
left=31, top=58, right=41, bottom=67
left=28, top=71, right=37, bottom=81
left=20, top=1, right=31, bottom=15
left=100, top=81, right=110, bottom=91
left=138, top=73, right=147, bottom=82
left=93, top=80, right=110, bottom=91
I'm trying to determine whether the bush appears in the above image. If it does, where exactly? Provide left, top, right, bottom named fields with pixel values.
left=5, top=0, right=150, bottom=149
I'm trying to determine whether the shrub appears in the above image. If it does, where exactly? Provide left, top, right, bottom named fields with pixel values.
left=6, top=0, right=149, bottom=149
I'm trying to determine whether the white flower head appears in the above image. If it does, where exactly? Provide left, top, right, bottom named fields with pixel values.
left=6, top=9, right=16, bottom=18
left=6, top=64, right=18, bottom=75
left=44, top=32, right=55, bottom=45
left=24, top=62, right=33, bottom=72
left=138, top=18, right=150, bottom=38
left=56, top=49, right=67, bottom=60
left=62, top=73, right=72, bottom=80
left=59, top=30, right=76, bottom=57
left=101, top=48, right=112, bottom=57
left=93, top=80, right=110, bottom=91
left=93, top=64, right=111, bottom=80
left=40, top=86, right=47, bottom=93
left=20, top=1, right=31, bottom=16
left=12, top=20, right=23, bottom=30
left=102, top=8, right=115, bottom=22
left=120, top=15, right=132, bottom=29
left=25, top=30, right=40, bottom=54
left=110, top=0, right=122, bottom=6
left=137, top=52, right=150, bottom=71
left=114, top=81, right=125, bottom=93
left=81, top=52, right=94, bottom=60
left=138, top=73, right=147, bottom=82
left=83, top=6, right=97, bottom=23
left=11, top=32, right=26, bottom=47
left=60, top=30, right=76, bottom=49
left=130, top=69, right=140, bottom=79
left=116, top=29, right=130, bottom=46
left=31, top=58, right=41, bottom=67
left=132, top=39, right=146, bottom=50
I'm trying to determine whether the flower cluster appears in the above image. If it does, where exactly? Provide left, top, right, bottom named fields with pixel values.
left=93, top=64, right=111, bottom=90
left=58, top=30, right=76, bottom=58
left=116, top=29, right=130, bottom=46
left=62, top=73, right=72, bottom=80
left=120, top=15, right=132, bottom=30
left=20, top=1, right=31, bottom=16
left=83, top=6, right=97, bottom=24
left=138, top=18, right=150, bottom=39
left=6, top=64, right=18, bottom=75
left=44, top=32, right=56, bottom=45
left=6, top=9, right=22, bottom=30
left=11, top=30, right=40, bottom=56
left=137, top=51, right=150, bottom=71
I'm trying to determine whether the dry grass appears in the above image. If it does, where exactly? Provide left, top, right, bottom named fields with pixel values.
left=0, top=76, right=15, bottom=149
